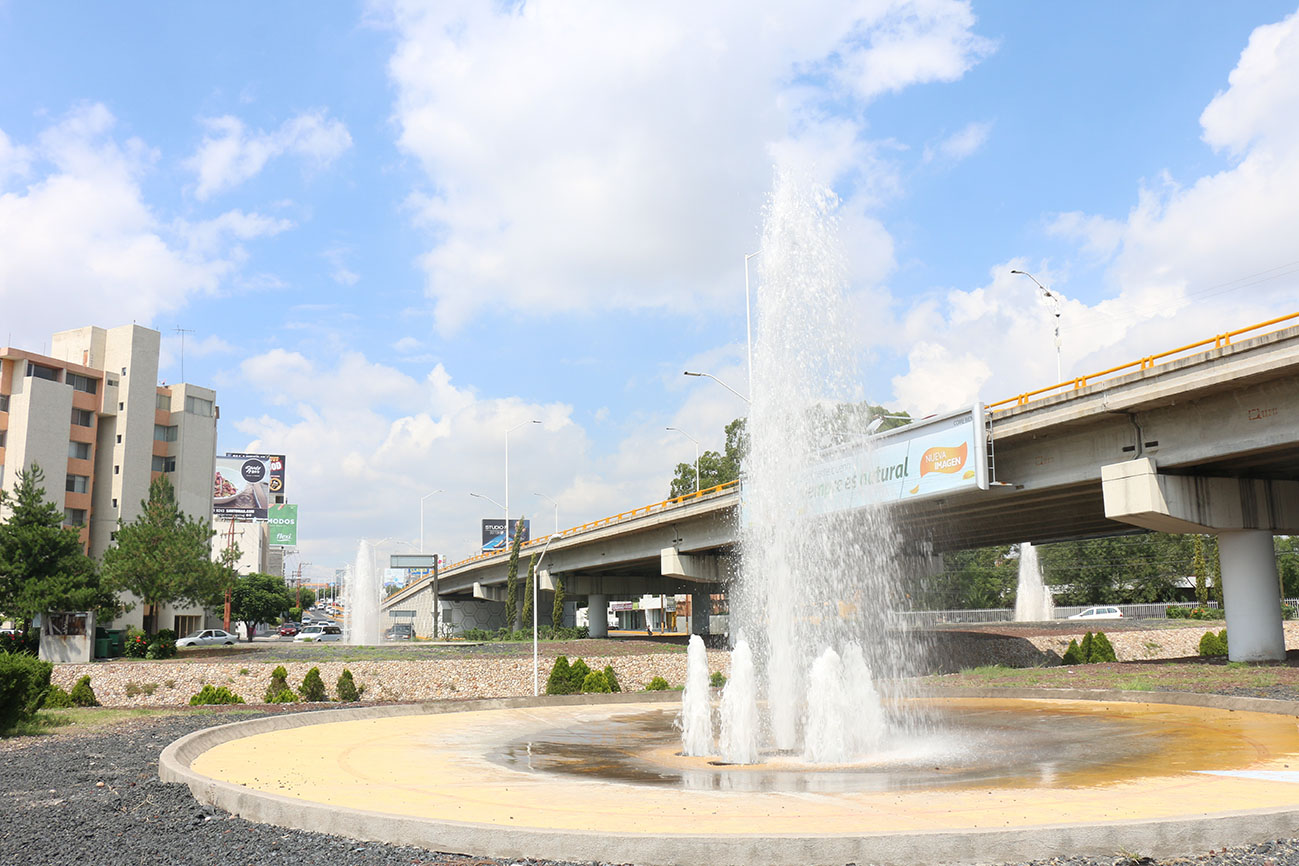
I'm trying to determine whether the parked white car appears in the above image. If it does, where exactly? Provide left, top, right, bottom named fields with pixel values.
left=1068, top=606, right=1124, bottom=621
left=176, top=628, right=237, bottom=647
left=294, top=624, right=344, bottom=642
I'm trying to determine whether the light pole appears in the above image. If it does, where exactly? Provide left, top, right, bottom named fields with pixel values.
left=534, top=492, right=559, bottom=536
left=505, top=420, right=541, bottom=550
left=683, top=370, right=750, bottom=404
left=865, top=414, right=914, bottom=435
left=419, top=489, right=442, bottom=553
left=468, top=492, right=507, bottom=553
left=666, top=427, right=701, bottom=493
left=744, top=250, right=761, bottom=398
left=1011, top=269, right=1063, bottom=383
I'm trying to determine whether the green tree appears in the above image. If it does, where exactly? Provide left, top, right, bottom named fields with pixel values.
left=1278, top=536, right=1299, bottom=598
left=504, top=515, right=525, bottom=629
left=921, top=545, right=1015, bottom=609
left=230, top=572, right=293, bottom=642
left=0, top=464, right=110, bottom=629
left=1192, top=535, right=1208, bottom=606
left=551, top=575, right=565, bottom=627
left=668, top=418, right=751, bottom=499
left=101, top=476, right=219, bottom=634
left=520, top=553, right=535, bottom=626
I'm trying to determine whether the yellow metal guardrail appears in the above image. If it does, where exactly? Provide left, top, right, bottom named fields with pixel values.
left=989, top=310, right=1299, bottom=413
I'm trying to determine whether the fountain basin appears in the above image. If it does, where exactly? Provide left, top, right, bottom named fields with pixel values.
left=163, top=689, right=1299, bottom=866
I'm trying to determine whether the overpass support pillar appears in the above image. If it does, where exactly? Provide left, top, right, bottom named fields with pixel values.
left=1218, top=530, right=1286, bottom=662
left=691, top=589, right=710, bottom=636
left=1102, top=458, right=1299, bottom=662
left=587, top=593, right=608, bottom=638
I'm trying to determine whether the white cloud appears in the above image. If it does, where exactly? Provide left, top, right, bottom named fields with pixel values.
left=890, top=10, right=1299, bottom=414
left=923, top=120, right=992, bottom=164
left=0, top=104, right=285, bottom=349
left=323, top=245, right=360, bottom=286
left=380, top=0, right=993, bottom=332
left=0, top=129, right=31, bottom=185
left=186, top=110, right=352, bottom=200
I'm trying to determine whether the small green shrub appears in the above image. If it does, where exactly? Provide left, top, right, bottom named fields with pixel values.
left=581, top=671, right=612, bottom=693
left=546, top=656, right=574, bottom=695
left=146, top=628, right=177, bottom=659
left=0, top=629, right=37, bottom=655
left=336, top=669, right=363, bottom=703
left=1282, top=604, right=1295, bottom=621
left=0, top=654, right=52, bottom=731
left=42, top=685, right=74, bottom=709
left=1219, top=628, right=1229, bottom=654
left=1190, top=606, right=1225, bottom=621
left=265, top=665, right=292, bottom=702
left=1079, top=632, right=1094, bottom=662
left=567, top=659, right=591, bottom=693
left=123, top=628, right=149, bottom=658
left=189, top=685, right=245, bottom=705
left=266, top=688, right=299, bottom=704
left=1089, top=632, right=1117, bottom=663
left=1199, top=630, right=1227, bottom=657
left=299, top=666, right=327, bottom=702
left=238, top=668, right=250, bottom=676
left=603, top=665, right=621, bottom=693
left=709, top=671, right=727, bottom=688
left=69, top=675, right=99, bottom=707
left=646, top=676, right=670, bottom=691
left=1061, top=639, right=1083, bottom=665
left=1166, top=605, right=1190, bottom=619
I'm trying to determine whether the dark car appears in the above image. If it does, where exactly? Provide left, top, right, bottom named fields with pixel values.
left=384, top=624, right=413, bottom=641
left=278, top=623, right=300, bottom=637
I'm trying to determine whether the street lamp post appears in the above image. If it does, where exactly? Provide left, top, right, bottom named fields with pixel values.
left=1011, top=269, right=1063, bottom=383
left=666, top=427, right=702, bottom=493
left=505, top=420, right=541, bottom=550
left=468, top=492, right=507, bottom=552
left=419, top=489, right=442, bottom=553
left=744, top=250, right=761, bottom=398
left=683, top=370, right=750, bottom=404
left=865, top=414, right=914, bottom=435
left=533, top=492, right=559, bottom=537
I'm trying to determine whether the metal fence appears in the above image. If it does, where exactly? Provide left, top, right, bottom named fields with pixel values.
left=900, top=600, right=1230, bottom=626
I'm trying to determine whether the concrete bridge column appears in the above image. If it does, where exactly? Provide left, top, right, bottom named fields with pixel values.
left=691, top=589, right=710, bottom=636
left=587, top=593, right=608, bottom=638
left=1218, top=530, right=1286, bottom=661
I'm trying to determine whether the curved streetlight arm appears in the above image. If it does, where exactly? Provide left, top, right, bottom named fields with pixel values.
left=683, top=371, right=750, bottom=404
left=666, top=426, right=702, bottom=494
left=533, top=492, right=559, bottom=536
left=1011, top=269, right=1063, bottom=381
left=469, top=491, right=508, bottom=554
left=419, top=489, right=443, bottom=554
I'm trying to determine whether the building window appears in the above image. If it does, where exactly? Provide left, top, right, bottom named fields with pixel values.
left=112, top=498, right=118, bottom=508
left=68, top=441, right=91, bottom=460
left=26, top=362, right=59, bottom=382
left=0, top=430, right=6, bottom=448
left=114, top=465, right=119, bottom=475
left=151, top=455, right=176, bottom=472
left=118, top=402, right=124, bottom=411
left=64, top=508, right=86, bottom=526
left=185, top=395, right=213, bottom=417
left=153, top=424, right=178, bottom=442
left=106, top=375, right=118, bottom=387
left=67, top=373, right=98, bottom=394
left=65, top=475, right=89, bottom=494
left=116, top=434, right=122, bottom=443
left=0, top=394, right=8, bottom=412
left=71, top=408, right=94, bottom=427
left=156, top=393, right=170, bottom=410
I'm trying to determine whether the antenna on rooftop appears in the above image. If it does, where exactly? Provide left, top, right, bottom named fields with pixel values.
left=173, top=326, right=196, bottom=382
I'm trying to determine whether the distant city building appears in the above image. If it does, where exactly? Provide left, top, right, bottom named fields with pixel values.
left=0, top=324, right=218, bottom=634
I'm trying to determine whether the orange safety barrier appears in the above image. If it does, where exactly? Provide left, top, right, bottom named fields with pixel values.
left=989, top=310, right=1299, bottom=413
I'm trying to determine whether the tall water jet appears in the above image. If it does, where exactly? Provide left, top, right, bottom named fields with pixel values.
left=1014, top=542, right=1054, bottom=621
left=727, top=168, right=928, bottom=760
left=679, top=635, right=714, bottom=756
left=717, top=634, right=760, bottom=764
left=345, top=540, right=382, bottom=645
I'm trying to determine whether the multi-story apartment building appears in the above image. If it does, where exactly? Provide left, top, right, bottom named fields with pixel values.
left=0, top=324, right=218, bottom=634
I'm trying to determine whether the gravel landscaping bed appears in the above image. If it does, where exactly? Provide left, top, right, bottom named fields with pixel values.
left=5, top=707, right=1299, bottom=866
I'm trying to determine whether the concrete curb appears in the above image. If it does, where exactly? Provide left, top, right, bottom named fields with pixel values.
left=161, top=689, right=1299, bottom=866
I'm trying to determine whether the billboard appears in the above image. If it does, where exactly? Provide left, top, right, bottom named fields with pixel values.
left=481, top=519, right=531, bottom=552
left=214, top=453, right=285, bottom=520
left=801, top=404, right=989, bottom=517
left=267, top=504, right=298, bottom=546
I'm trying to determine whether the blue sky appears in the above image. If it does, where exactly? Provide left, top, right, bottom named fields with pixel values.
left=3, top=1, right=1298, bottom=578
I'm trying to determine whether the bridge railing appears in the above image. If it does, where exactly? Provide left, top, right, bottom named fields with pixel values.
left=988, top=310, right=1299, bottom=414
left=439, top=479, right=741, bottom=574
left=898, top=601, right=1226, bottom=625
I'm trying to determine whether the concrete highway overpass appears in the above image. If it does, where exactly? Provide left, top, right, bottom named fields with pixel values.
left=385, top=314, right=1299, bottom=660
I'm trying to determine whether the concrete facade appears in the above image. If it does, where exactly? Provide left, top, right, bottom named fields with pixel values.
left=0, top=325, right=220, bottom=635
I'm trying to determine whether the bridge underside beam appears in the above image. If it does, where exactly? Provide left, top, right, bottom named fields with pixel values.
left=1103, top=457, right=1299, bottom=662
left=660, top=548, right=722, bottom=582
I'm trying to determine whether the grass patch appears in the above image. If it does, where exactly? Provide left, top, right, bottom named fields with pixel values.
left=4, top=705, right=260, bottom=738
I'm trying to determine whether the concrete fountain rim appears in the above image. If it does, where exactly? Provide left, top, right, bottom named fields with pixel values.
left=160, top=687, right=1299, bottom=866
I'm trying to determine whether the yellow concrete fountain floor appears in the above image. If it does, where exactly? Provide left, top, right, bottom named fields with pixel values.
left=189, top=697, right=1299, bottom=835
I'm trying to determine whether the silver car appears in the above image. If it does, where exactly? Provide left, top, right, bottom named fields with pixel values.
left=294, top=624, right=344, bottom=642
left=176, top=628, right=237, bottom=647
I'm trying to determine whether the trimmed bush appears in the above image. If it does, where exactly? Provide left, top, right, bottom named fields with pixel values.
left=1078, top=632, right=1094, bottom=663
left=1089, top=632, right=1117, bottom=663
left=336, top=669, right=363, bottom=703
left=567, top=659, right=591, bottom=693
left=69, top=675, right=99, bottom=707
left=42, top=685, right=74, bottom=709
left=299, top=666, right=327, bottom=702
left=1199, top=630, right=1227, bottom=657
left=124, top=628, right=149, bottom=658
left=146, top=628, right=177, bottom=659
left=710, top=671, right=727, bottom=688
left=0, top=629, right=37, bottom=655
left=265, top=665, right=293, bottom=702
left=603, top=665, right=621, bottom=693
left=581, top=671, right=612, bottom=693
left=1219, top=628, right=1229, bottom=654
left=189, top=685, right=245, bottom=705
left=646, top=676, right=670, bottom=691
left=546, top=656, right=574, bottom=695
left=0, top=653, right=52, bottom=732
left=1061, top=639, right=1083, bottom=665
left=1166, top=605, right=1190, bottom=619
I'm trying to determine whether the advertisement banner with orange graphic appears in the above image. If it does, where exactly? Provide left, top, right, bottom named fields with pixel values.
left=800, top=404, right=988, bottom=516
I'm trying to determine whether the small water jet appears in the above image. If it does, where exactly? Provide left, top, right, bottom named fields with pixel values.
left=1014, top=542, right=1054, bottom=621
left=344, top=540, right=381, bottom=645
left=679, top=635, right=714, bottom=756
left=717, top=633, right=760, bottom=764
